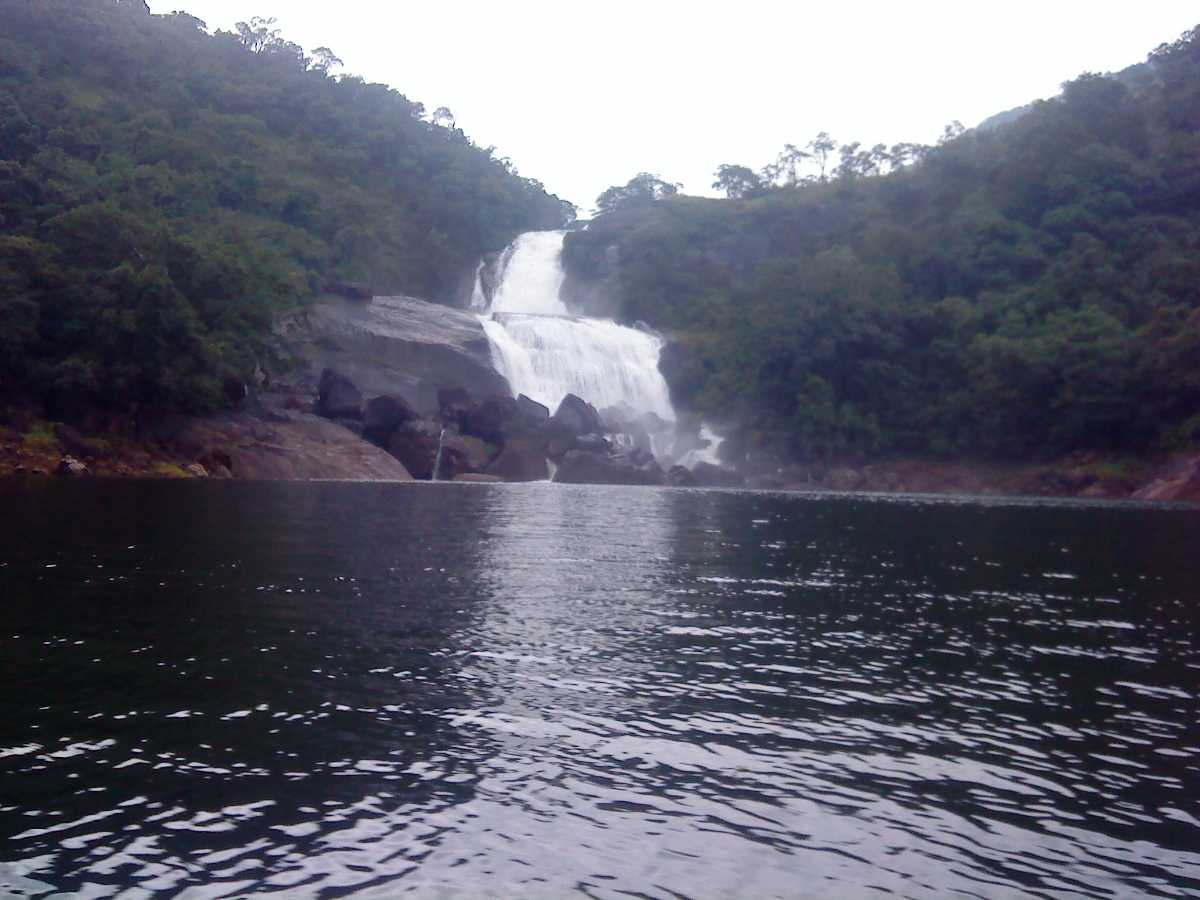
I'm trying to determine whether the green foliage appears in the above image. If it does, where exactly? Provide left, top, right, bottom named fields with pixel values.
left=595, top=173, right=682, bottom=215
left=0, top=0, right=570, bottom=414
left=565, top=25, right=1200, bottom=460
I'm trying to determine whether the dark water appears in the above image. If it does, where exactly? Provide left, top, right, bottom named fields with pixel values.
left=1, top=482, right=1198, bottom=899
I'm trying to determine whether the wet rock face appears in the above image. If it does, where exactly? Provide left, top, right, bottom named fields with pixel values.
left=281, top=295, right=511, bottom=415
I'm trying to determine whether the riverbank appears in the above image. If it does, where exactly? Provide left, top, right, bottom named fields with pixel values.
left=746, top=452, right=1200, bottom=504
left=2, top=403, right=1197, bottom=503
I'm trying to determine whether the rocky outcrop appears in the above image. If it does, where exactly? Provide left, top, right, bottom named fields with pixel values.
left=281, top=295, right=511, bottom=415
left=1132, top=454, right=1200, bottom=503
left=169, top=411, right=413, bottom=481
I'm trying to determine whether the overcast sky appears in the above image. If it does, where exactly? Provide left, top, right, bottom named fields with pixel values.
left=147, top=1, right=1197, bottom=212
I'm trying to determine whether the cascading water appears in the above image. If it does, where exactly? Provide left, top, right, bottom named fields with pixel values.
left=478, top=231, right=675, bottom=422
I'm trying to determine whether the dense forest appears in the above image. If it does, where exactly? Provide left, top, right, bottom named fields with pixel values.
left=0, top=0, right=570, bottom=415
left=565, top=27, right=1200, bottom=461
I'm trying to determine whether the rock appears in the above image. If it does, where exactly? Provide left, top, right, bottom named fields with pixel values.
left=553, top=449, right=664, bottom=486
left=185, top=463, right=209, bottom=478
left=363, top=394, right=418, bottom=443
left=690, top=461, right=745, bottom=488
left=576, top=433, right=611, bottom=453
left=280, top=296, right=511, bottom=415
left=173, top=412, right=413, bottom=481
left=386, top=420, right=442, bottom=480
left=316, top=369, right=363, bottom=420
left=56, top=455, right=89, bottom=477
left=462, top=395, right=520, bottom=444
left=486, top=439, right=550, bottom=482
left=551, top=394, right=604, bottom=437
left=442, top=432, right=493, bottom=472
left=437, top=386, right=473, bottom=415
left=223, top=373, right=248, bottom=407
left=666, top=465, right=696, bottom=487
left=517, top=394, right=550, bottom=424
left=455, top=473, right=504, bottom=483
left=54, top=424, right=105, bottom=459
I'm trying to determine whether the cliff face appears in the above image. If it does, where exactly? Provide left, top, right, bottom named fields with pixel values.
left=281, top=296, right=511, bottom=415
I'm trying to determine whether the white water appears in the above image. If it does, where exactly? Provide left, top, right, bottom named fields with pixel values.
left=479, top=231, right=675, bottom=421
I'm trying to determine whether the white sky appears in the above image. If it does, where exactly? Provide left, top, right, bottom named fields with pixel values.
left=148, top=0, right=1198, bottom=212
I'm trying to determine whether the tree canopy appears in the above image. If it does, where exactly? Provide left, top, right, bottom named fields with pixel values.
left=564, top=26, right=1200, bottom=461
left=0, top=0, right=571, bottom=416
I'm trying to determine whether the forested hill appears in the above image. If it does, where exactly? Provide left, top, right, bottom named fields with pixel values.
left=564, top=26, right=1200, bottom=462
left=0, top=0, right=570, bottom=415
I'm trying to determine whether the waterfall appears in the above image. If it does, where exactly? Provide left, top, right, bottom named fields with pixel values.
left=431, top=428, right=447, bottom=481
left=478, top=231, right=675, bottom=421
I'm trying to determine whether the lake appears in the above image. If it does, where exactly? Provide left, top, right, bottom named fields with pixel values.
left=1, top=481, right=1197, bottom=898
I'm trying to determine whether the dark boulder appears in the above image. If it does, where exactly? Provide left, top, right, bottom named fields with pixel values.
left=316, top=369, right=363, bottom=420
left=553, top=449, right=664, bottom=486
left=462, top=394, right=520, bottom=444
left=486, top=438, right=550, bottom=482
left=667, top=465, right=696, bottom=487
left=437, top=386, right=472, bottom=414
left=386, top=419, right=442, bottom=480
left=551, top=394, right=604, bottom=437
left=363, top=394, right=418, bottom=443
left=436, top=431, right=494, bottom=480
left=691, top=461, right=745, bottom=488
left=517, top=394, right=550, bottom=424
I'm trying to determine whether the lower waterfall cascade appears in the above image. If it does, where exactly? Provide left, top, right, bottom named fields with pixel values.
left=476, top=231, right=718, bottom=464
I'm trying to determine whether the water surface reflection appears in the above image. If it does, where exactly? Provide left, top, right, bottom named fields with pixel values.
left=0, top=482, right=1196, bottom=897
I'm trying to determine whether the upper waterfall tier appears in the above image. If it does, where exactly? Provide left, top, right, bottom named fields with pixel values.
left=490, top=231, right=569, bottom=316
left=478, top=231, right=677, bottom=421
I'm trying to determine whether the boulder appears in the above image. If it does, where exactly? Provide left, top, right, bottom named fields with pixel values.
left=517, top=394, right=550, bottom=424
left=553, top=449, right=664, bottom=486
left=666, top=465, right=696, bottom=487
left=551, top=394, right=604, bottom=437
left=54, top=423, right=105, bottom=460
left=363, top=394, right=418, bottom=443
left=442, top=432, right=493, bottom=472
left=386, top=420, right=442, bottom=480
left=56, top=455, right=89, bottom=477
left=462, top=394, right=520, bottom=444
left=185, top=463, right=209, bottom=478
left=486, top=439, right=550, bottom=482
left=690, top=461, right=745, bottom=488
left=437, top=386, right=473, bottom=415
left=316, top=369, right=363, bottom=420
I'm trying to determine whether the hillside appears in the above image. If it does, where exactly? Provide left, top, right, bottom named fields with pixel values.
left=0, top=0, right=570, bottom=417
left=563, top=26, right=1200, bottom=463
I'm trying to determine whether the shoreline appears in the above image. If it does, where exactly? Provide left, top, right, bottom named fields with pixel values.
left=2, top=410, right=1197, bottom=504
